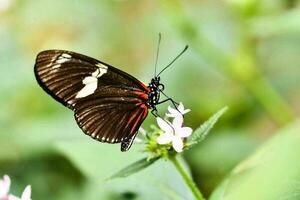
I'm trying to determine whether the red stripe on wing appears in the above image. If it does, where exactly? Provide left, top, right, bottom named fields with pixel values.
left=129, top=104, right=148, bottom=134
left=138, top=81, right=150, bottom=93
left=133, top=91, right=148, bottom=101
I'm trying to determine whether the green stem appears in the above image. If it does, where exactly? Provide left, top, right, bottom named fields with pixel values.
left=169, top=155, right=205, bottom=200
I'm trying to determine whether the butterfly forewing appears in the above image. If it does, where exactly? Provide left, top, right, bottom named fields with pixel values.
left=34, top=50, right=149, bottom=108
left=34, top=50, right=150, bottom=151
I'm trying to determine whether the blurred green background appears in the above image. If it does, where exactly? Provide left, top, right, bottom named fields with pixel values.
left=1, top=0, right=300, bottom=199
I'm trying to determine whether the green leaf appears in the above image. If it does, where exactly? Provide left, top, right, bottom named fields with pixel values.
left=188, top=106, right=228, bottom=147
left=55, top=140, right=195, bottom=199
left=108, top=156, right=160, bottom=180
left=54, top=140, right=143, bottom=180
left=210, top=119, right=300, bottom=200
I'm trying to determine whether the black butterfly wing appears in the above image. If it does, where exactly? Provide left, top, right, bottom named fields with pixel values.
left=34, top=50, right=149, bottom=109
left=74, top=88, right=148, bottom=151
left=34, top=50, right=150, bottom=151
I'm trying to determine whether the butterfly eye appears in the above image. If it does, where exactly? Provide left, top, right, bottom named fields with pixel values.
left=158, top=84, right=164, bottom=91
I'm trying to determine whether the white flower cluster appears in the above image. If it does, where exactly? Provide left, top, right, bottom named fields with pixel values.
left=0, top=175, right=31, bottom=200
left=156, top=102, right=192, bottom=152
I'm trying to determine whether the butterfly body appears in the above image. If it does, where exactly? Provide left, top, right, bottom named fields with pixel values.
left=147, top=77, right=162, bottom=109
left=34, top=50, right=164, bottom=151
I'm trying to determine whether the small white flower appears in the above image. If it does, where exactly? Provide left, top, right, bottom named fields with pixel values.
left=20, top=186, right=31, bottom=200
left=0, top=175, right=31, bottom=200
left=0, top=175, right=10, bottom=198
left=166, top=102, right=191, bottom=118
left=8, top=194, right=21, bottom=200
left=156, top=115, right=192, bottom=152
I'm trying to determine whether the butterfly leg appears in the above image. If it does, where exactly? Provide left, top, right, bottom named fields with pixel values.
left=159, top=90, right=179, bottom=106
left=157, top=98, right=179, bottom=109
left=151, top=108, right=169, bottom=121
left=151, top=108, right=161, bottom=118
left=157, top=98, right=187, bottom=118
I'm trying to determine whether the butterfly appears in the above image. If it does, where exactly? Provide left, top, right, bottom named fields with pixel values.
left=34, top=37, right=188, bottom=151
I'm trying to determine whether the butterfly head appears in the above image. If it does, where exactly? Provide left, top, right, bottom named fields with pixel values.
left=150, top=76, right=165, bottom=92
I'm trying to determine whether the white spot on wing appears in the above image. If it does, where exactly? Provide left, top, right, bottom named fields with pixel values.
left=91, top=70, right=99, bottom=77
left=75, top=77, right=98, bottom=98
left=96, top=63, right=108, bottom=77
left=54, top=53, right=72, bottom=66
left=56, top=57, right=69, bottom=64
left=61, top=53, right=72, bottom=58
left=75, top=66, right=108, bottom=98
left=82, top=76, right=97, bottom=84
left=99, top=67, right=107, bottom=76
left=96, top=63, right=108, bottom=69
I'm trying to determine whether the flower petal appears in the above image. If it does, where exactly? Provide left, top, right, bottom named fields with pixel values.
left=157, top=133, right=173, bottom=144
left=178, top=102, right=184, bottom=112
left=172, top=136, right=184, bottom=152
left=8, top=194, right=21, bottom=200
left=156, top=117, right=173, bottom=134
left=182, top=108, right=191, bottom=115
left=167, top=105, right=178, bottom=115
left=178, top=127, right=193, bottom=137
left=0, top=175, right=11, bottom=198
left=178, top=102, right=191, bottom=115
left=172, top=114, right=183, bottom=129
left=165, top=113, right=176, bottom=118
left=21, top=185, right=31, bottom=200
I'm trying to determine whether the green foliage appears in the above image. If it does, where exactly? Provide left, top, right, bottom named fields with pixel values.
left=53, top=140, right=195, bottom=199
left=210, top=119, right=300, bottom=200
left=108, top=157, right=160, bottom=180
left=187, top=107, right=228, bottom=148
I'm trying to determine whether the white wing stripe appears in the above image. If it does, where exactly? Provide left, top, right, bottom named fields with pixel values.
left=75, top=67, right=108, bottom=98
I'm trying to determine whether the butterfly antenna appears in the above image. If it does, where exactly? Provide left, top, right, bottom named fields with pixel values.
left=154, top=33, right=162, bottom=77
left=157, top=45, right=188, bottom=77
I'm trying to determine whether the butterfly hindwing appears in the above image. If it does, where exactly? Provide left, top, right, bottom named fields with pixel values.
left=34, top=50, right=150, bottom=151
left=74, top=88, right=148, bottom=151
